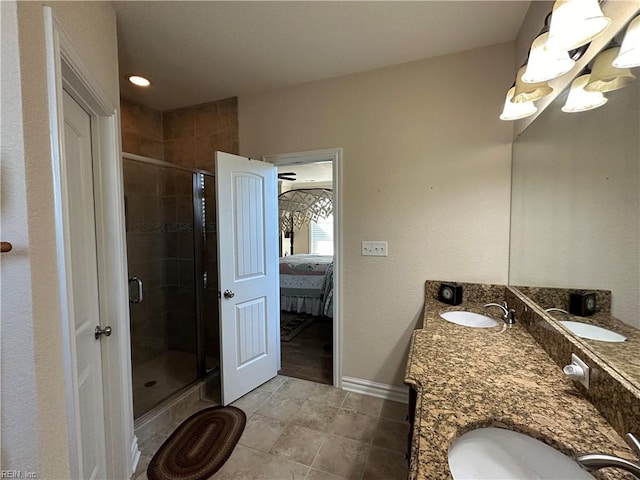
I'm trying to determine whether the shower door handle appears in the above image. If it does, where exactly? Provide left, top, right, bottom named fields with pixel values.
left=129, top=277, right=143, bottom=304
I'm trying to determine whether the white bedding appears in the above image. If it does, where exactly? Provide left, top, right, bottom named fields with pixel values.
left=279, top=254, right=334, bottom=317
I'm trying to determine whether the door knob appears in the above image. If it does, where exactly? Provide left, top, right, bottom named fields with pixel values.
left=223, top=289, right=235, bottom=299
left=95, top=325, right=112, bottom=340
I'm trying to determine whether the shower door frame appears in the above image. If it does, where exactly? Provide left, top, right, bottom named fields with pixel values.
left=123, top=152, right=217, bottom=383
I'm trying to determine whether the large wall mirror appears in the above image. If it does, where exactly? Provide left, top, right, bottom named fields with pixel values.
left=509, top=26, right=640, bottom=388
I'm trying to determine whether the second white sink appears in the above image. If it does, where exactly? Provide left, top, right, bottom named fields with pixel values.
left=448, top=427, right=594, bottom=479
left=560, top=321, right=627, bottom=343
left=440, top=311, right=499, bottom=328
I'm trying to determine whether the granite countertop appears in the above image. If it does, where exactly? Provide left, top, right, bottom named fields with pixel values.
left=404, top=291, right=636, bottom=480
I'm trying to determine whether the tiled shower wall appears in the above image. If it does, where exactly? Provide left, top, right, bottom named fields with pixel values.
left=163, top=97, right=239, bottom=170
left=120, top=96, right=239, bottom=167
left=121, top=98, right=164, bottom=159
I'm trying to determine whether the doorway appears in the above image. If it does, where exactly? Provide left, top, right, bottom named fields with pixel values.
left=264, top=148, right=343, bottom=388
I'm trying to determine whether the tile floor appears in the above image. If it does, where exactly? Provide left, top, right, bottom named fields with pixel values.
left=133, top=376, right=410, bottom=480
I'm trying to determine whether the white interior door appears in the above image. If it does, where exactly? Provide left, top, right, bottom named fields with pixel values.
left=63, top=90, right=108, bottom=479
left=216, top=151, right=279, bottom=405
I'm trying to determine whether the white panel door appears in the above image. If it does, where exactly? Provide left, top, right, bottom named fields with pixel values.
left=216, top=152, right=278, bottom=405
left=63, top=90, right=108, bottom=479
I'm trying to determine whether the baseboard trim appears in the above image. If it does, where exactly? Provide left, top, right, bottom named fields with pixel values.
left=341, top=376, right=409, bottom=404
left=130, top=435, right=141, bottom=475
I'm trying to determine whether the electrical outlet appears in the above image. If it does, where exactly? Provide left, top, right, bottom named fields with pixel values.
left=565, top=353, right=590, bottom=389
left=361, top=241, right=388, bottom=256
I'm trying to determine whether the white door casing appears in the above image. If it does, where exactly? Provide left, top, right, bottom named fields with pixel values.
left=216, top=152, right=279, bottom=405
left=62, top=90, right=108, bottom=480
left=45, top=7, right=136, bottom=478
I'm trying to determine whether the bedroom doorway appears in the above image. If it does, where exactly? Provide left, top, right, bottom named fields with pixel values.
left=263, top=148, right=342, bottom=387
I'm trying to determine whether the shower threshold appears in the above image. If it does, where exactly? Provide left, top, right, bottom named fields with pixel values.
left=133, top=367, right=220, bottom=437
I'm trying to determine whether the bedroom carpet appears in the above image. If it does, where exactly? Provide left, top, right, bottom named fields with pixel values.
left=279, top=313, right=332, bottom=385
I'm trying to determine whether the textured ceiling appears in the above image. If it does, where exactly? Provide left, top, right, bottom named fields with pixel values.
left=278, top=161, right=333, bottom=184
left=115, top=1, right=530, bottom=111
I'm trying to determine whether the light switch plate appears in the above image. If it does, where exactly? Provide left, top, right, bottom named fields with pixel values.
left=362, top=241, right=388, bottom=256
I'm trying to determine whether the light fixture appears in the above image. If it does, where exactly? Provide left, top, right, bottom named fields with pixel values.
left=561, top=71, right=608, bottom=113
left=523, top=32, right=576, bottom=83
left=546, top=0, right=611, bottom=52
left=585, top=46, right=636, bottom=93
left=613, top=15, right=640, bottom=68
left=513, top=65, right=553, bottom=103
left=500, top=86, right=537, bottom=121
left=128, top=75, right=151, bottom=87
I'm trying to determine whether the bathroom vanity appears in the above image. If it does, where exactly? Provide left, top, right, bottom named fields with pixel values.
left=404, top=281, right=638, bottom=480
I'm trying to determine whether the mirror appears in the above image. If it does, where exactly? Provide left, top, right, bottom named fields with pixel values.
left=509, top=44, right=640, bottom=388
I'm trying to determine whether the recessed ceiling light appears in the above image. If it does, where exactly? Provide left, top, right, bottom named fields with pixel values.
left=128, top=75, right=151, bottom=87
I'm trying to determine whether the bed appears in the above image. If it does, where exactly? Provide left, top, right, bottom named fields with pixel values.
left=279, top=254, right=334, bottom=317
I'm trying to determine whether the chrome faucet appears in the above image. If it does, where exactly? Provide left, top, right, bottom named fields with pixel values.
left=577, top=433, right=640, bottom=478
left=483, top=301, right=516, bottom=325
left=545, top=307, right=569, bottom=314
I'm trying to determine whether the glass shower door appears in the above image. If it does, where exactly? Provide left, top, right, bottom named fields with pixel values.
left=124, top=158, right=198, bottom=419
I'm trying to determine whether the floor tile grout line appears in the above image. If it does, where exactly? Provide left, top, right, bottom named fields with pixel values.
left=307, top=435, right=327, bottom=477
left=266, top=426, right=288, bottom=459
left=357, top=441, right=372, bottom=480
left=370, top=443, right=409, bottom=455
left=239, top=443, right=315, bottom=472
left=373, top=400, right=383, bottom=417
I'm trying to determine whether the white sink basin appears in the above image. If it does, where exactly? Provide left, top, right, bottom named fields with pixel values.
left=448, top=427, right=593, bottom=479
left=440, top=311, right=499, bottom=328
left=560, top=321, right=626, bottom=343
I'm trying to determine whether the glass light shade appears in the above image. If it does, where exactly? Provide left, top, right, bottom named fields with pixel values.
left=500, top=87, right=537, bottom=121
left=513, top=66, right=553, bottom=103
left=613, top=16, right=640, bottom=68
left=585, top=47, right=636, bottom=93
left=522, top=32, right=575, bottom=83
left=546, top=0, right=611, bottom=52
left=561, top=74, right=608, bottom=113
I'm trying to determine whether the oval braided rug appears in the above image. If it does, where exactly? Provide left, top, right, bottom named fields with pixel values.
left=147, top=406, right=246, bottom=480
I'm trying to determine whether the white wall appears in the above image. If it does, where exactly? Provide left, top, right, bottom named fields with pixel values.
left=0, top=2, right=119, bottom=476
left=1, top=2, right=41, bottom=473
left=240, top=43, right=515, bottom=386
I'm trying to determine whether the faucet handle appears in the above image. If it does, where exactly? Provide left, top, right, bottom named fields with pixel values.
left=625, top=433, right=640, bottom=458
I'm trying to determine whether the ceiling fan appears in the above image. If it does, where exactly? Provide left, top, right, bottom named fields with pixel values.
left=277, top=172, right=297, bottom=181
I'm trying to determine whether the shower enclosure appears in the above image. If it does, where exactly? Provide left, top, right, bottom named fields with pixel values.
left=123, top=153, right=219, bottom=419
